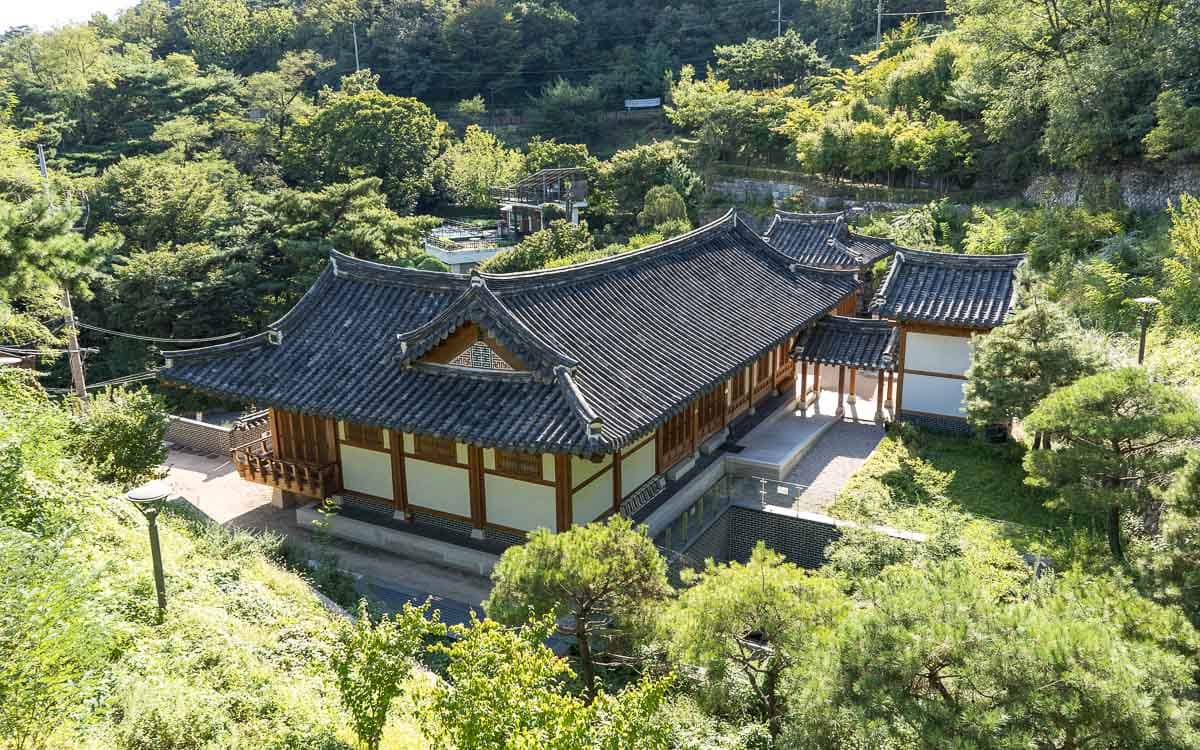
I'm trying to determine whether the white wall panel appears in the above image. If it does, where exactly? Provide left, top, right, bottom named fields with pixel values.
left=406, top=458, right=470, bottom=517
left=339, top=445, right=393, bottom=500
left=621, top=439, right=656, bottom=497
left=902, top=373, right=968, bottom=417
left=905, top=332, right=972, bottom=376
left=573, top=471, right=613, bottom=526
left=485, top=475, right=556, bottom=531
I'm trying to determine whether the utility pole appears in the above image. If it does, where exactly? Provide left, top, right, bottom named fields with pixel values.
left=876, top=0, right=883, bottom=47
left=351, top=22, right=360, bottom=72
left=61, top=287, right=88, bottom=401
left=777, top=0, right=783, bottom=37
left=37, top=144, right=87, bottom=401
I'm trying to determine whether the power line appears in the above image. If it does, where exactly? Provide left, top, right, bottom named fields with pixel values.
left=45, top=369, right=160, bottom=394
left=76, top=321, right=245, bottom=344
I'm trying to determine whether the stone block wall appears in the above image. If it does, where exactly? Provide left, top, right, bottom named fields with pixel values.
left=726, top=504, right=846, bottom=569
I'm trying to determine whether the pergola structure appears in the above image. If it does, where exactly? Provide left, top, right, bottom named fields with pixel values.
left=792, top=316, right=899, bottom=423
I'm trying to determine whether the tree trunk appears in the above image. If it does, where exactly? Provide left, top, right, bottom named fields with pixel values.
left=575, top=619, right=597, bottom=703
left=1107, top=502, right=1124, bottom=562
left=764, top=662, right=782, bottom=740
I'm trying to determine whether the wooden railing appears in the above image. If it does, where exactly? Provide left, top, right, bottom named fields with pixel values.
left=232, top=438, right=339, bottom=499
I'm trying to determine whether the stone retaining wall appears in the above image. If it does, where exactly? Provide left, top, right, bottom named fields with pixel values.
left=1025, top=166, right=1200, bottom=212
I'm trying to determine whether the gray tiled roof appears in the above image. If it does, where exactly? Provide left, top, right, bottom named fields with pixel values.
left=873, top=249, right=1025, bottom=329
left=792, top=316, right=897, bottom=370
left=161, top=212, right=859, bottom=454
left=762, top=210, right=897, bottom=269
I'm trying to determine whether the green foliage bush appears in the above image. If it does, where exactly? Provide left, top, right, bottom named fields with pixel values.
left=479, top=219, right=595, bottom=273
left=69, top=386, right=169, bottom=487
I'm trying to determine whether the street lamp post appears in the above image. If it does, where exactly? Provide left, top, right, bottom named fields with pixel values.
left=126, top=480, right=170, bottom=623
left=1132, top=296, right=1161, bottom=365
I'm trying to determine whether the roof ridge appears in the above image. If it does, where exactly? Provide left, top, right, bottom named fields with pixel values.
left=773, top=209, right=847, bottom=223
left=396, top=273, right=579, bottom=374
left=330, top=249, right=470, bottom=290
left=895, top=248, right=1027, bottom=267
left=484, top=209, right=741, bottom=285
left=554, top=366, right=606, bottom=444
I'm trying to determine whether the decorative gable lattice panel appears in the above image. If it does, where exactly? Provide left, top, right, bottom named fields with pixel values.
left=449, top=341, right=514, bottom=371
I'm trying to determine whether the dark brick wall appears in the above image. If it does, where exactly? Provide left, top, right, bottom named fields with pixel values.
left=165, top=416, right=234, bottom=455
left=727, top=505, right=843, bottom=569
left=899, top=411, right=974, bottom=435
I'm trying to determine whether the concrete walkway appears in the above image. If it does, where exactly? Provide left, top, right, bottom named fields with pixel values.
left=763, top=383, right=887, bottom=514
left=163, top=448, right=493, bottom=614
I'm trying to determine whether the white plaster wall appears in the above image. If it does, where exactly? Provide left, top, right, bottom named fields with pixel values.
left=905, top=332, right=972, bottom=375
left=339, top=445, right=393, bottom=500
left=621, top=439, right=656, bottom=497
left=406, top=458, right=471, bottom=517
left=572, top=453, right=611, bottom=486
left=573, top=470, right=613, bottom=526
left=485, top=475, right=556, bottom=531
left=902, top=373, right=968, bottom=417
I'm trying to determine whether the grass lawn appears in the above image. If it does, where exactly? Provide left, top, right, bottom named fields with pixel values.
left=826, top=426, right=1110, bottom=568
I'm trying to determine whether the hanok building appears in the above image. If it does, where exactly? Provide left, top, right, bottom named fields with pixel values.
left=762, top=210, right=897, bottom=315
left=872, top=249, right=1026, bottom=430
left=161, top=212, right=859, bottom=545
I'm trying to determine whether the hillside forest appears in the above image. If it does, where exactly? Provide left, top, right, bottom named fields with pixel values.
left=4, top=0, right=1200, bottom=748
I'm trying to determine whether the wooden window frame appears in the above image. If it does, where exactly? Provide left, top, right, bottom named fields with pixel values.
left=696, top=387, right=726, bottom=442
left=413, top=434, right=458, bottom=464
left=656, top=407, right=693, bottom=472
left=493, top=449, right=543, bottom=481
left=342, top=421, right=385, bottom=452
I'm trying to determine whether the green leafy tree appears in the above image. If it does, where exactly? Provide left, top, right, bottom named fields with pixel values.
left=283, top=91, right=446, bottom=211
left=440, top=124, right=522, bottom=209
left=421, top=614, right=672, bottom=750
left=1132, top=452, right=1200, bottom=626
left=636, top=185, right=688, bottom=228
left=522, top=137, right=594, bottom=174
left=69, top=386, right=169, bottom=486
left=713, top=29, right=829, bottom=90
left=528, top=78, right=605, bottom=142
left=600, top=141, right=701, bottom=220
left=485, top=515, right=670, bottom=701
left=1162, top=194, right=1200, bottom=327
left=1024, top=368, right=1200, bottom=560
left=332, top=599, right=444, bottom=750
left=0, top=197, right=118, bottom=299
left=245, top=50, right=331, bottom=146
left=664, top=543, right=849, bottom=739
left=1143, top=90, right=1200, bottom=162
left=814, top=560, right=1200, bottom=750
left=479, top=219, right=595, bottom=274
left=964, top=299, right=1100, bottom=441
left=90, top=153, right=244, bottom=251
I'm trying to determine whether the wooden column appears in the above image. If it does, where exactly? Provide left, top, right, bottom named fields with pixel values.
left=847, top=368, right=858, bottom=404
left=390, top=430, right=410, bottom=520
left=836, top=365, right=846, bottom=418
left=468, top=445, right=486, bottom=537
left=554, top=454, right=572, bottom=532
left=875, top=373, right=885, bottom=424
left=813, top=363, right=821, bottom=406
left=885, top=370, right=894, bottom=410
left=799, top=361, right=809, bottom=415
left=611, top=449, right=623, bottom=513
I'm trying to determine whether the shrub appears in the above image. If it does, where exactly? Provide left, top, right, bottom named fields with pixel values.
left=70, top=386, right=169, bottom=487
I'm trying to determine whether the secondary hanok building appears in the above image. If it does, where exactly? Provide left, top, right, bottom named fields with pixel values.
left=160, top=212, right=859, bottom=544
left=872, top=248, right=1025, bottom=430
left=762, top=210, right=897, bottom=314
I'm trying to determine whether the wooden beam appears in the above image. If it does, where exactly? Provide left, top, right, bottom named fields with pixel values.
left=875, top=372, right=885, bottom=424
left=836, top=365, right=846, bottom=418
left=799, top=361, right=808, bottom=414
left=390, top=430, right=408, bottom=518
left=611, top=450, right=622, bottom=513
left=554, top=454, right=572, bottom=532
left=468, top=445, right=486, bottom=532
